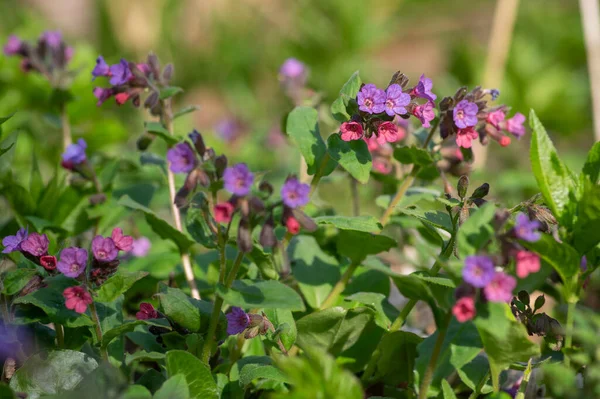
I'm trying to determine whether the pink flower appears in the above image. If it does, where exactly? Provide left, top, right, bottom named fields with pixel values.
left=115, top=92, right=130, bottom=105
left=376, top=121, right=400, bottom=144
left=63, top=286, right=93, bottom=314
left=452, top=297, right=476, bottom=323
left=499, top=136, right=511, bottom=147
left=214, top=202, right=235, bottom=223
left=515, top=250, right=541, bottom=279
left=130, top=237, right=151, bottom=257
left=285, top=216, right=301, bottom=235
left=455, top=127, right=479, bottom=149
left=412, top=101, right=435, bottom=128
left=20, top=233, right=49, bottom=257
left=364, top=136, right=380, bottom=152
left=111, top=228, right=133, bottom=252
left=505, top=113, right=526, bottom=138
left=340, top=121, right=364, bottom=141
left=486, top=110, right=505, bottom=129
left=484, top=272, right=516, bottom=303
left=373, top=158, right=392, bottom=174
left=136, top=303, right=158, bottom=320
left=40, top=255, right=57, bottom=271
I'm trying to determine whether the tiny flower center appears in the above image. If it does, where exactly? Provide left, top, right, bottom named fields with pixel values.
left=456, top=110, right=465, bottom=120
left=98, top=250, right=106, bottom=259
left=70, top=263, right=79, bottom=272
left=364, top=98, right=373, bottom=108
left=386, top=99, right=394, bottom=108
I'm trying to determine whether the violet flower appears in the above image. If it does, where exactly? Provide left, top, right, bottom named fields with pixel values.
left=130, top=237, right=151, bottom=257
left=57, top=247, right=88, bottom=278
left=166, top=143, right=198, bottom=174
left=92, top=56, right=110, bottom=80
left=513, top=213, right=541, bottom=242
left=2, top=228, right=28, bottom=253
left=384, top=84, right=410, bottom=116
left=357, top=84, right=386, bottom=114
left=281, top=178, right=310, bottom=208
left=226, top=307, right=250, bottom=335
left=20, top=233, right=49, bottom=257
left=223, top=163, right=254, bottom=196
left=109, top=59, right=132, bottom=85
left=91, top=235, right=118, bottom=262
left=411, top=74, right=437, bottom=102
left=40, top=31, right=62, bottom=49
left=506, top=113, right=526, bottom=138
left=412, top=101, right=435, bottom=128
left=462, top=255, right=495, bottom=288
left=3, top=35, right=22, bottom=56
left=453, top=100, right=478, bottom=129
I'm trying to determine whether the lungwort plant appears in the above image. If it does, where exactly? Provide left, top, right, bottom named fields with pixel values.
left=0, top=33, right=599, bottom=399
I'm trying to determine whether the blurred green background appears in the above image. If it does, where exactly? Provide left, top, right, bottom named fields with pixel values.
left=0, top=0, right=594, bottom=220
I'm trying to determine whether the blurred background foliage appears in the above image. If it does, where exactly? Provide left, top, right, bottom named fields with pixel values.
left=0, top=0, right=595, bottom=289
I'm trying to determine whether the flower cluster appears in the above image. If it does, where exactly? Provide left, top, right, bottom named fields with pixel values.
left=452, top=213, right=543, bottom=323
left=92, top=53, right=173, bottom=109
left=225, top=307, right=274, bottom=339
left=2, top=226, right=135, bottom=314
left=3, top=31, right=73, bottom=87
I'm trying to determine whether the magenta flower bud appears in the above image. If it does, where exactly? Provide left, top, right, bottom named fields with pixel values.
left=57, top=247, right=88, bottom=278
left=452, top=297, right=476, bottom=323
left=2, top=228, right=28, bottom=253
left=357, top=84, right=386, bottom=114
left=280, top=58, right=307, bottom=80
left=455, top=127, right=479, bottom=149
left=410, top=74, right=437, bottom=102
left=453, top=100, right=478, bottom=129
left=483, top=272, right=516, bottom=303
left=462, top=255, right=495, bottom=288
left=92, top=235, right=118, bottom=262
left=340, top=121, right=364, bottom=142
left=20, top=233, right=49, bottom=257
left=3, top=35, right=23, bottom=56
left=223, top=163, right=254, bottom=196
left=40, top=255, right=57, bottom=271
left=281, top=178, right=310, bottom=208
left=166, top=143, right=198, bottom=174
left=136, top=303, right=159, bottom=320
left=226, top=307, right=250, bottom=335
left=486, top=109, right=505, bottom=129
left=384, top=84, right=411, bottom=116
left=412, top=101, right=435, bottom=128
left=93, top=87, right=114, bottom=107
left=214, top=202, right=235, bottom=224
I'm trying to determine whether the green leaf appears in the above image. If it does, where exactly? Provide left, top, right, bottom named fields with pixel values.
left=391, top=273, right=451, bottom=327
left=296, top=306, right=385, bottom=372
left=2, top=269, right=38, bottom=296
left=521, top=234, right=580, bottom=292
left=102, top=320, right=150, bottom=349
left=571, top=182, right=600, bottom=254
left=9, top=350, right=98, bottom=399
left=185, top=206, right=217, bottom=249
left=336, top=230, right=395, bottom=263
left=345, top=292, right=399, bottom=329
left=456, top=202, right=496, bottom=257
left=121, top=385, right=153, bottom=399
left=529, top=110, right=577, bottom=224
left=0, top=113, right=14, bottom=126
left=441, top=380, right=458, bottom=399
left=0, top=142, right=15, bottom=157
left=0, top=385, right=15, bottom=399
left=95, top=270, right=148, bottom=303
left=12, top=276, right=93, bottom=328
left=239, top=363, right=288, bottom=386
left=160, top=86, right=184, bottom=100
left=165, top=350, right=218, bottom=399
left=263, top=308, right=297, bottom=351
left=174, top=105, right=200, bottom=120
left=289, top=236, right=340, bottom=309
left=273, top=347, right=363, bottom=399
left=286, top=106, right=328, bottom=175
left=119, top=195, right=195, bottom=254
left=327, top=134, right=372, bottom=184
left=474, top=303, right=540, bottom=390
left=373, top=330, right=422, bottom=386
left=125, top=351, right=166, bottom=366
left=582, top=141, right=600, bottom=183
left=157, top=285, right=218, bottom=333
left=154, top=374, right=190, bottom=399
left=217, top=280, right=306, bottom=311
left=331, top=71, right=361, bottom=122
left=399, top=208, right=453, bottom=232
left=394, top=145, right=434, bottom=166
left=314, top=215, right=382, bottom=232
left=144, top=121, right=179, bottom=146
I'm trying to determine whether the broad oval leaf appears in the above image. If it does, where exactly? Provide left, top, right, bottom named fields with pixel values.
left=217, top=280, right=306, bottom=311
left=165, top=350, right=218, bottom=399
left=286, top=106, right=328, bottom=175
left=327, top=134, right=372, bottom=184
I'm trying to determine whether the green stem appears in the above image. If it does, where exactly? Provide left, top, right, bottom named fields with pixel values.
left=515, top=359, right=532, bottom=399
left=218, top=244, right=227, bottom=284
left=55, top=323, right=64, bottom=348
left=319, top=261, right=360, bottom=310
left=564, top=300, right=576, bottom=367
left=89, top=301, right=108, bottom=361
left=309, top=153, right=331, bottom=194
left=201, top=252, right=245, bottom=364
left=379, top=119, right=440, bottom=227
left=60, top=103, right=72, bottom=151
left=418, top=312, right=452, bottom=399
left=467, top=370, right=490, bottom=399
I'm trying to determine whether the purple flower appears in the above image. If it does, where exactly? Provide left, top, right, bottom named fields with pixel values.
left=514, top=213, right=541, bottom=242
left=57, top=247, right=88, bottom=278
left=384, top=84, right=411, bottom=116
left=20, top=233, right=49, bottom=257
left=4, top=35, right=22, bottom=56
left=40, top=31, right=62, bottom=49
left=279, top=58, right=307, bottom=80
left=281, top=178, right=310, bottom=208
left=412, top=101, right=436, bottom=128
left=130, top=237, right=151, bottom=257
left=62, top=139, right=87, bottom=165
left=453, top=100, right=479, bottom=129
left=109, top=59, right=132, bottom=85
left=463, top=255, right=495, bottom=288
left=91, top=235, right=118, bottom=262
left=223, top=163, right=254, bottom=196
left=411, top=74, right=437, bottom=102
left=506, top=113, right=526, bottom=138
left=484, top=272, right=516, bottom=303
left=93, top=87, right=114, bottom=106
left=166, top=143, right=198, bottom=174
left=92, top=56, right=110, bottom=80
left=2, top=228, right=28, bottom=253
left=357, top=84, right=386, bottom=114
left=226, top=307, right=250, bottom=335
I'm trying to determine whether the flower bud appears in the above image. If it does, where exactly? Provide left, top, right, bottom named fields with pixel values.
left=189, top=130, right=206, bottom=157
left=457, top=175, right=469, bottom=199
left=259, top=215, right=277, bottom=248
left=258, top=181, right=273, bottom=196
left=454, top=86, right=468, bottom=102
left=144, top=91, right=159, bottom=109
left=534, top=295, right=545, bottom=311
left=40, top=255, right=57, bottom=271
left=517, top=290, right=530, bottom=306
left=89, top=193, right=107, bottom=206
left=147, top=53, right=161, bottom=79
left=19, top=275, right=44, bottom=296
left=292, top=209, right=317, bottom=232
left=137, top=133, right=156, bottom=151
left=470, top=183, right=489, bottom=199
left=439, top=97, right=453, bottom=112
left=162, top=63, right=174, bottom=82
left=214, top=155, right=227, bottom=178
left=237, top=217, right=253, bottom=253
left=388, top=71, right=409, bottom=88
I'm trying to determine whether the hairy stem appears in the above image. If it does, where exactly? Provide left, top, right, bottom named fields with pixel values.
left=309, top=153, right=331, bottom=195
left=564, top=300, right=576, bottom=367
left=418, top=312, right=452, bottom=399
left=55, top=323, right=64, bottom=348
left=515, top=359, right=532, bottom=399
left=60, top=103, right=72, bottom=150
left=379, top=119, right=440, bottom=226
left=161, top=99, right=200, bottom=300
left=89, top=301, right=108, bottom=361
left=319, top=261, right=360, bottom=310
left=201, top=252, right=245, bottom=364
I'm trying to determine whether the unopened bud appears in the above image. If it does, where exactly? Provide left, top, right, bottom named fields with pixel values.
left=534, top=295, right=546, bottom=311
left=147, top=53, right=161, bottom=79
left=258, top=181, right=273, bottom=196
left=292, top=209, right=317, bottom=232
left=214, top=155, right=227, bottom=178
left=457, top=175, right=469, bottom=199
left=517, top=290, right=530, bottom=306
left=454, top=86, right=468, bottom=102
left=388, top=71, right=409, bottom=88
left=439, top=97, right=453, bottom=112
left=471, top=183, right=489, bottom=199
left=189, top=130, right=206, bottom=157
left=137, top=133, right=155, bottom=151
left=19, top=275, right=44, bottom=296
left=259, top=216, right=277, bottom=248
left=162, top=63, right=174, bottom=82
left=144, top=91, right=159, bottom=109
left=237, top=217, right=253, bottom=253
